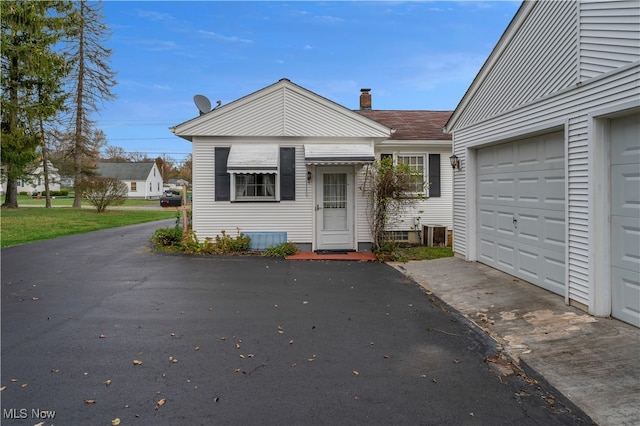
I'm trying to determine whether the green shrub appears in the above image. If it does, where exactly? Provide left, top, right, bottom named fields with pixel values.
left=151, top=227, right=183, bottom=248
left=263, top=241, right=299, bottom=258
left=214, top=230, right=251, bottom=253
left=19, top=191, right=29, bottom=196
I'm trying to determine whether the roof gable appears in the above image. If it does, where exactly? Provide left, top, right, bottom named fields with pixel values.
left=356, top=110, right=452, bottom=141
left=172, top=79, right=391, bottom=139
left=446, top=1, right=579, bottom=131
left=97, top=162, right=156, bottom=181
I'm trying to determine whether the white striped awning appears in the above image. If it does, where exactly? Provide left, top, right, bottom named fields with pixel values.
left=227, top=144, right=278, bottom=174
left=304, top=144, right=375, bottom=165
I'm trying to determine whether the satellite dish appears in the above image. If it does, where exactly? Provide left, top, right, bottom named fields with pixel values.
left=194, top=94, right=212, bottom=115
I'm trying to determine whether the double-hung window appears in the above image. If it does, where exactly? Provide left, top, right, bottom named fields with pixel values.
left=234, top=173, right=276, bottom=200
left=382, top=153, right=441, bottom=198
left=397, top=154, right=426, bottom=195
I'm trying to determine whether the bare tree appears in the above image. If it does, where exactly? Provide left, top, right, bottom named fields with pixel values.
left=78, top=176, right=127, bottom=213
left=177, top=154, right=192, bottom=183
left=65, top=0, right=116, bottom=208
left=361, top=157, right=423, bottom=252
left=102, top=145, right=128, bottom=162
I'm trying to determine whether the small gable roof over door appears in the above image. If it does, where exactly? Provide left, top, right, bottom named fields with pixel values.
left=172, top=79, right=391, bottom=140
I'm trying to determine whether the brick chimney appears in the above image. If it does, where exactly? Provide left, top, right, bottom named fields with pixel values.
left=360, top=88, right=372, bottom=110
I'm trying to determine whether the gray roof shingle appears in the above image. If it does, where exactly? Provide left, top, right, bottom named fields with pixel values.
left=96, top=162, right=155, bottom=181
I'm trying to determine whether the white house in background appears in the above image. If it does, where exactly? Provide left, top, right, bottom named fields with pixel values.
left=1, top=160, right=62, bottom=195
left=96, top=162, right=164, bottom=199
left=171, top=79, right=453, bottom=251
left=444, top=0, right=640, bottom=327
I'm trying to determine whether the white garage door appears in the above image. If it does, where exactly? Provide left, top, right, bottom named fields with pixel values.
left=610, top=113, right=640, bottom=327
left=477, top=131, right=566, bottom=295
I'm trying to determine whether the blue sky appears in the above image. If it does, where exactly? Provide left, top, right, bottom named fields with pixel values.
left=98, top=1, right=522, bottom=164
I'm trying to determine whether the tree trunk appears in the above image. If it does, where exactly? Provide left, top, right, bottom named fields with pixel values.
left=2, top=176, right=19, bottom=209
left=72, top=1, right=86, bottom=209
left=40, top=114, right=52, bottom=208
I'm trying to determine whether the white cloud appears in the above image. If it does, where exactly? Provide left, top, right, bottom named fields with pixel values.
left=197, top=30, right=253, bottom=44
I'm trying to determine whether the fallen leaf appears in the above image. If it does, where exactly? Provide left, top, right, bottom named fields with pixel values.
left=289, top=339, right=294, bottom=345
left=0, top=386, right=6, bottom=391
left=352, top=370, right=359, bottom=376
left=133, top=359, right=143, bottom=365
left=453, top=359, right=461, bottom=364
left=10, top=379, right=17, bottom=382
left=99, top=334, right=107, bottom=339
left=239, top=354, right=245, bottom=359
left=34, top=422, right=44, bottom=426
left=104, top=379, right=112, bottom=386
left=383, top=355, right=390, bottom=359
left=208, top=307, right=214, bottom=311
left=194, top=346, right=200, bottom=351
left=112, top=418, right=121, bottom=426
left=51, top=368, right=60, bottom=373
left=157, top=398, right=166, bottom=406
left=84, top=399, right=96, bottom=404
left=32, top=297, right=40, bottom=301
left=235, top=343, right=241, bottom=349
left=234, top=368, right=241, bottom=373
left=169, top=356, right=177, bottom=363
left=432, top=378, right=438, bottom=383
left=20, top=383, right=27, bottom=388
left=220, top=336, right=226, bottom=340
left=213, top=397, right=220, bottom=403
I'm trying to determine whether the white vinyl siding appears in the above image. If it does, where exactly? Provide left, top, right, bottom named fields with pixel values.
left=456, top=1, right=578, bottom=129
left=193, top=139, right=374, bottom=246
left=447, top=0, right=640, bottom=314
left=579, top=1, right=640, bottom=80
left=175, top=81, right=390, bottom=139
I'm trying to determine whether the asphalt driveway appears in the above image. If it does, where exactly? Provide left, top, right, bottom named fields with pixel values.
left=1, top=220, right=592, bottom=425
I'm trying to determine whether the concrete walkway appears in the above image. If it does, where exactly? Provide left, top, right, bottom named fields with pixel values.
left=392, top=257, right=640, bottom=426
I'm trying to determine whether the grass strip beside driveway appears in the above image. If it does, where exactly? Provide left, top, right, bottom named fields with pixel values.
left=1, top=208, right=175, bottom=248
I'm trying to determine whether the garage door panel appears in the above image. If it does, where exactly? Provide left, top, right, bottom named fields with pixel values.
left=611, top=164, right=640, bottom=217
left=611, top=267, right=640, bottom=328
left=611, top=114, right=640, bottom=165
left=611, top=216, right=640, bottom=273
left=496, top=243, right=516, bottom=269
left=477, top=131, right=565, bottom=296
left=610, top=113, right=640, bottom=327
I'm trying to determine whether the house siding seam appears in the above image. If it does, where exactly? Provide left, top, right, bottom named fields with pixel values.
left=456, top=0, right=578, bottom=129
left=451, top=63, right=639, bottom=309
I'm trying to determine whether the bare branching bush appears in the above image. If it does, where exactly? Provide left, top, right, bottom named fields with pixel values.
left=361, top=157, right=423, bottom=251
left=78, top=177, right=127, bottom=213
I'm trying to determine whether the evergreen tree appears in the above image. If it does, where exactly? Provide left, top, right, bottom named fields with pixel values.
left=1, top=1, right=74, bottom=208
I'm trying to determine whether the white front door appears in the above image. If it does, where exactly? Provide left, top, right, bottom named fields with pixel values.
left=610, top=113, right=640, bottom=327
left=315, top=167, right=355, bottom=251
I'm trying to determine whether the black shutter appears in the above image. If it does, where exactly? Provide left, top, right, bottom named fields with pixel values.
left=215, top=147, right=230, bottom=201
left=428, top=154, right=441, bottom=198
left=280, top=147, right=295, bottom=200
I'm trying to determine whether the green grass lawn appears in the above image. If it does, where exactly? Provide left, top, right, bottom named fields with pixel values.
left=16, top=195, right=161, bottom=207
left=1, top=207, right=176, bottom=248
